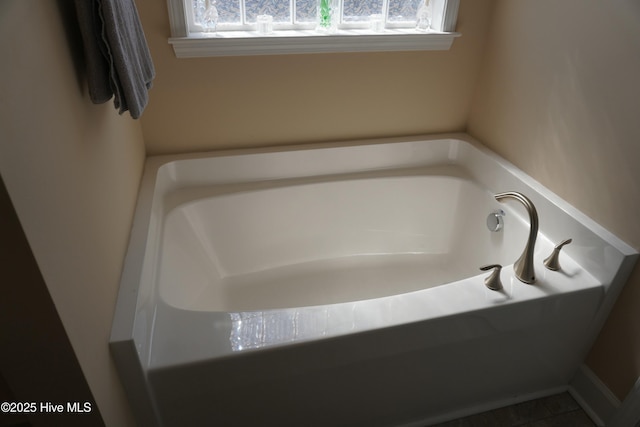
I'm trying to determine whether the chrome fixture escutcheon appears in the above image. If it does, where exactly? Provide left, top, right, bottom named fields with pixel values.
left=486, top=209, right=505, bottom=232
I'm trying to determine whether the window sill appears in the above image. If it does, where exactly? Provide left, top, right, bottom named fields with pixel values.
left=168, top=30, right=461, bottom=58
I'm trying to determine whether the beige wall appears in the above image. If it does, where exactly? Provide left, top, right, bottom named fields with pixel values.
left=0, top=1, right=144, bottom=425
left=137, top=0, right=496, bottom=154
left=467, top=0, right=640, bottom=400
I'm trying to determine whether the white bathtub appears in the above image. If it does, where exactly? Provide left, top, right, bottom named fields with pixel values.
left=110, top=134, right=637, bottom=427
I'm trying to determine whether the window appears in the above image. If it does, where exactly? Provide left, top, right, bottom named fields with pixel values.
left=167, top=0, right=459, bottom=57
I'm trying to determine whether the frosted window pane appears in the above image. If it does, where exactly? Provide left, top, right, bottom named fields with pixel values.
left=343, top=0, right=383, bottom=22
left=387, top=0, right=420, bottom=22
left=295, top=0, right=316, bottom=23
left=192, top=0, right=448, bottom=28
left=194, top=0, right=241, bottom=25
left=218, top=1, right=242, bottom=23
left=245, top=0, right=291, bottom=22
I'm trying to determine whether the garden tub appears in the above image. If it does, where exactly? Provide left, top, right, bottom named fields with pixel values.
left=110, top=134, right=637, bottom=426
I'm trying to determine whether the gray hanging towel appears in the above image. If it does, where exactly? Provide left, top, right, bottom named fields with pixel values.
left=75, top=0, right=155, bottom=119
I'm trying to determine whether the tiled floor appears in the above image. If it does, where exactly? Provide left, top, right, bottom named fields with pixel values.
left=427, top=392, right=596, bottom=427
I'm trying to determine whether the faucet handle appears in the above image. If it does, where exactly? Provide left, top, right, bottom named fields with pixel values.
left=543, top=238, right=573, bottom=271
left=480, top=264, right=503, bottom=291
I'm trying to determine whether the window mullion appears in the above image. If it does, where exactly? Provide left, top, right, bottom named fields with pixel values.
left=290, top=0, right=295, bottom=25
left=381, top=0, right=389, bottom=26
left=240, top=0, right=247, bottom=25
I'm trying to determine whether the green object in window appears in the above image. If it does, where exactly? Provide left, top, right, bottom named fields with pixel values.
left=318, top=0, right=332, bottom=29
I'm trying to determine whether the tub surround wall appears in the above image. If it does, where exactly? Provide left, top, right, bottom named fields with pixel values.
left=0, top=1, right=145, bottom=425
left=467, top=0, right=640, bottom=400
left=136, top=0, right=495, bottom=154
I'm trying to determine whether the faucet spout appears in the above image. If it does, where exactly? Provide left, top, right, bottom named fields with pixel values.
left=495, top=192, right=538, bottom=284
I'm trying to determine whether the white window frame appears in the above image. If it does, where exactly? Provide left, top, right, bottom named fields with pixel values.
left=167, top=0, right=460, bottom=57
